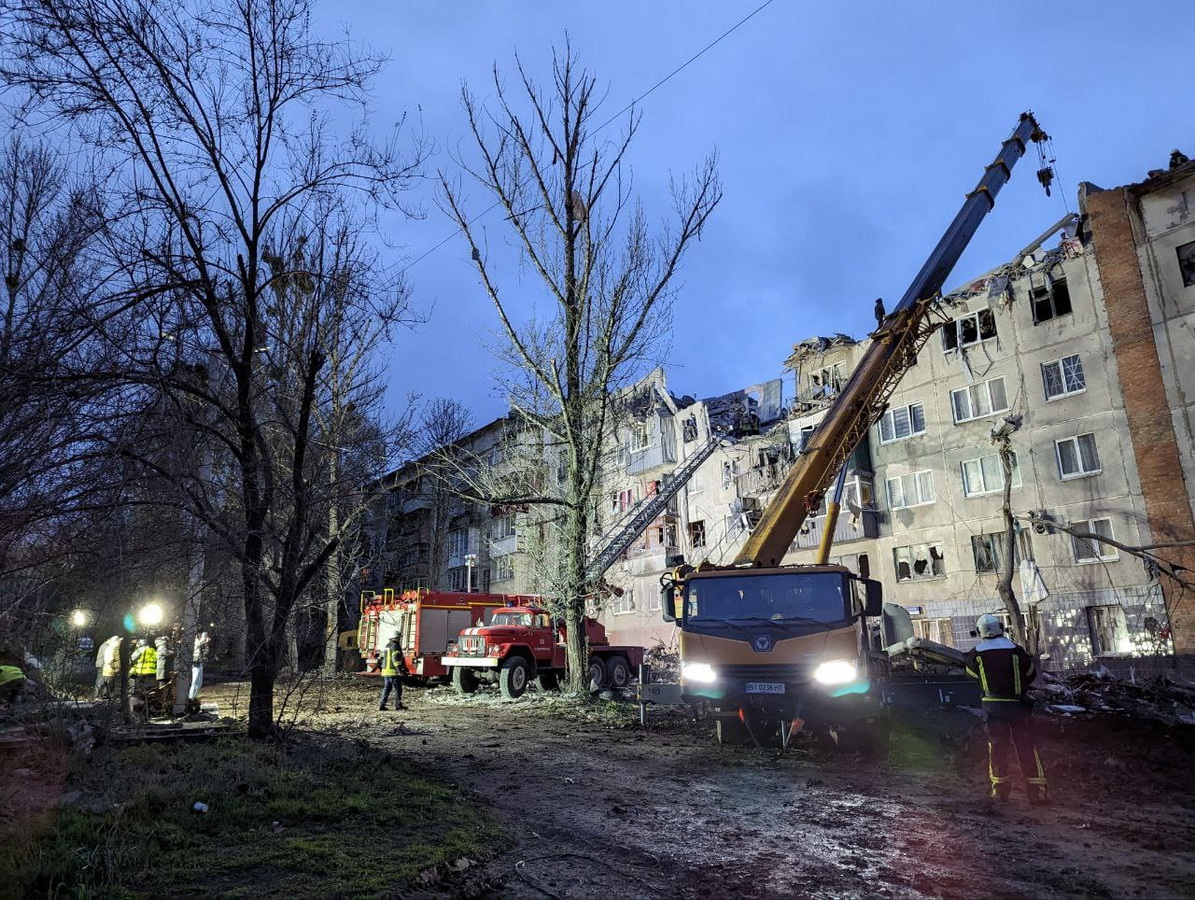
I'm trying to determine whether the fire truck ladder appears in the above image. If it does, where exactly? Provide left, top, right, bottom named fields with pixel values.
left=586, top=433, right=728, bottom=582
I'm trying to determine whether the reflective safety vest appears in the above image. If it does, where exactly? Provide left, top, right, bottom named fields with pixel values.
left=131, top=646, right=158, bottom=677
left=965, top=636, right=1035, bottom=701
left=0, top=665, right=25, bottom=688
left=380, top=648, right=402, bottom=676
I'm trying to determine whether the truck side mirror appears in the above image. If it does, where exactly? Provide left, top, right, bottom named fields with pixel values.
left=660, top=584, right=676, bottom=623
left=860, top=579, right=883, bottom=618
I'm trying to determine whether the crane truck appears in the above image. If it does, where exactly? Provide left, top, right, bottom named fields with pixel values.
left=659, top=112, right=1051, bottom=746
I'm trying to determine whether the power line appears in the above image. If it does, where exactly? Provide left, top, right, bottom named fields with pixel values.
left=400, top=0, right=778, bottom=277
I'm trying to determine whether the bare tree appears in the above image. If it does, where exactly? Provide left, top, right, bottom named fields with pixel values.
left=991, top=428, right=1028, bottom=646
left=414, top=398, right=474, bottom=589
left=0, top=0, right=422, bottom=736
left=440, top=47, right=720, bottom=690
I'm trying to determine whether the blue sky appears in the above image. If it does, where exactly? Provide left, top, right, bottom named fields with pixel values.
left=310, top=1, right=1185, bottom=430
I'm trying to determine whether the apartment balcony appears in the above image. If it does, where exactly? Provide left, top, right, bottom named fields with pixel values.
left=735, top=462, right=786, bottom=498
left=791, top=509, right=880, bottom=550
left=402, top=496, right=432, bottom=514
left=624, top=443, right=676, bottom=476
left=624, top=543, right=682, bottom=576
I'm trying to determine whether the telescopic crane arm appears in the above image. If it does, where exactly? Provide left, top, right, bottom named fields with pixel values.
left=734, top=112, right=1049, bottom=567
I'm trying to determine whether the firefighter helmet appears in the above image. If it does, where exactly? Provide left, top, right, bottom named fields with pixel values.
left=975, top=613, right=1004, bottom=639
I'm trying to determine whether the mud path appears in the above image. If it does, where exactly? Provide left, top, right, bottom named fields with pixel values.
left=276, top=680, right=1195, bottom=898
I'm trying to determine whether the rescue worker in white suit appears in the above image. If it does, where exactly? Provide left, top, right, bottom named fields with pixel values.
left=965, top=613, right=1049, bottom=805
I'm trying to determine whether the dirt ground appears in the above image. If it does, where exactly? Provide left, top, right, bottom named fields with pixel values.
left=201, top=677, right=1195, bottom=899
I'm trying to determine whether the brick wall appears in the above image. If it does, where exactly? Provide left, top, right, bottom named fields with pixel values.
left=1088, top=187, right=1195, bottom=659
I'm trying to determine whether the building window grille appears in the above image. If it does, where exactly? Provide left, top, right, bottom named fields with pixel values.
left=1042, top=354, right=1085, bottom=400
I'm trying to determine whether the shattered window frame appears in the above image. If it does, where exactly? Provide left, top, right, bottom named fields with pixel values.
left=1042, top=354, right=1086, bottom=401
left=688, top=519, right=707, bottom=548
left=1030, top=276, right=1073, bottom=324
left=878, top=402, right=926, bottom=443
left=941, top=308, right=998, bottom=352
left=912, top=617, right=954, bottom=647
left=892, top=542, right=947, bottom=583
left=627, top=420, right=651, bottom=453
left=1177, top=240, right=1195, bottom=287
left=950, top=377, right=1009, bottom=424
left=885, top=470, right=935, bottom=509
left=971, top=531, right=1017, bottom=574
left=1072, top=516, right=1118, bottom=563
left=1088, top=603, right=1130, bottom=656
left=1056, top=433, right=1101, bottom=479
left=961, top=451, right=1021, bottom=497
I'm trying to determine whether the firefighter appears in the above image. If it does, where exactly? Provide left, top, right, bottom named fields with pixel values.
left=0, top=664, right=26, bottom=705
left=190, top=631, right=211, bottom=702
left=965, top=613, right=1048, bottom=805
left=130, top=638, right=158, bottom=691
left=378, top=636, right=407, bottom=711
left=95, top=635, right=123, bottom=699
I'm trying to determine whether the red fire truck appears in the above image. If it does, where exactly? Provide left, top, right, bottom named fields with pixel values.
left=443, top=599, right=645, bottom=698
left=356, top=588, right=539, bottom=681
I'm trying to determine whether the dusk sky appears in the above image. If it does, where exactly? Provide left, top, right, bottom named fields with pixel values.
left=310, top=1, right=1186, bottom=432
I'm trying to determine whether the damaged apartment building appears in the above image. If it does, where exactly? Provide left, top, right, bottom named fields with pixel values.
left=595, top=154, right=1195, bottom=673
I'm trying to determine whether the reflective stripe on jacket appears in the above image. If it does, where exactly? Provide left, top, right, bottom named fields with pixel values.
left=380, top=648, right=402, bottom=676
left=965, top=636, right=1035, bottom=701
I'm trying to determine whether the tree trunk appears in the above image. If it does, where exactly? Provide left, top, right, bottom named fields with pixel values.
left=563, top=500, right=590, bottom=692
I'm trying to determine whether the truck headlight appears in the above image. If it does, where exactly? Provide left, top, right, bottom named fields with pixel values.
left=814, top=660, right=857, bottom=685
left=682, top=662, right=717, bottom=684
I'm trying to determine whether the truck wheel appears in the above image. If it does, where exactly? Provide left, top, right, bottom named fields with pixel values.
left=606, top=655, right=631, bottom=689
left=451, top=666, right=479, bottom=695
left=587, top=657, right=607, bottom=693
left=537, top=672, right=560, bottom=691
left=499, top=657, right=530, bottom=699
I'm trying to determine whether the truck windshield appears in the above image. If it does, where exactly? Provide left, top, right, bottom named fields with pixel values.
left=685, top=572, right=848, bottom=625
left=490, top=611, right=533, bottom=627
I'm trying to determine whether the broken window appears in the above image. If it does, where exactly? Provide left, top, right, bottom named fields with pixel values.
left=1031, top=276, right=1073, bottom=324
left=971, top=532, right=1016, bottom=574
left=688, top=520, right=707, bottom=548
left=878, top=402, right=926, bottom=443
left=683, top=416, right=699, bottom=442
left=961, top=451, right=1020, bottom=497
left=1042, top=354, right=1086, bottom=400
left=799, top=425, right=815, bottom=452
left=1177, top=240, right=1195, bottom=287
left=892, top=543, right=946, bottom=582
left=942, top=308, right=997, bottom=351
left=950, top=377, right=1008, bottom=423
left=722, top=460, right=735, bottom=487
left=1056, top=433, right=1101, bottom=479
left=885, top=470, right=935, bottom=509
left=1088, top=604, right=1129, bottom=655
left=1072, top=517, right=1117, bottom=562
left=912, top=617, right=954, bottom=647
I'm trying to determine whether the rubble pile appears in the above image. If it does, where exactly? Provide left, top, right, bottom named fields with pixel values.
left=1034, top=669, right=1195, bottom=726
left=643, top=644, right=679, bottom=681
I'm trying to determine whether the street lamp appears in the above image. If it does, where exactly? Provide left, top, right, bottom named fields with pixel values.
left=464, top=553, right=478, bottom=593
left=138, top=602, right=165, bottom=628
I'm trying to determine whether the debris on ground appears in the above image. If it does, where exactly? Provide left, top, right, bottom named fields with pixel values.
left=643, top=643, right=679, bottom=681
left=1033, top=670, right=1195, bottom=726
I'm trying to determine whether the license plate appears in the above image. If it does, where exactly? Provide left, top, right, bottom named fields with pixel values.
left=745, top=682, right=785, bottom=695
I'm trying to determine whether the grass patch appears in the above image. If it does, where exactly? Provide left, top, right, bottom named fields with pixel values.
left=2, top=736, right=500, bottom=896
